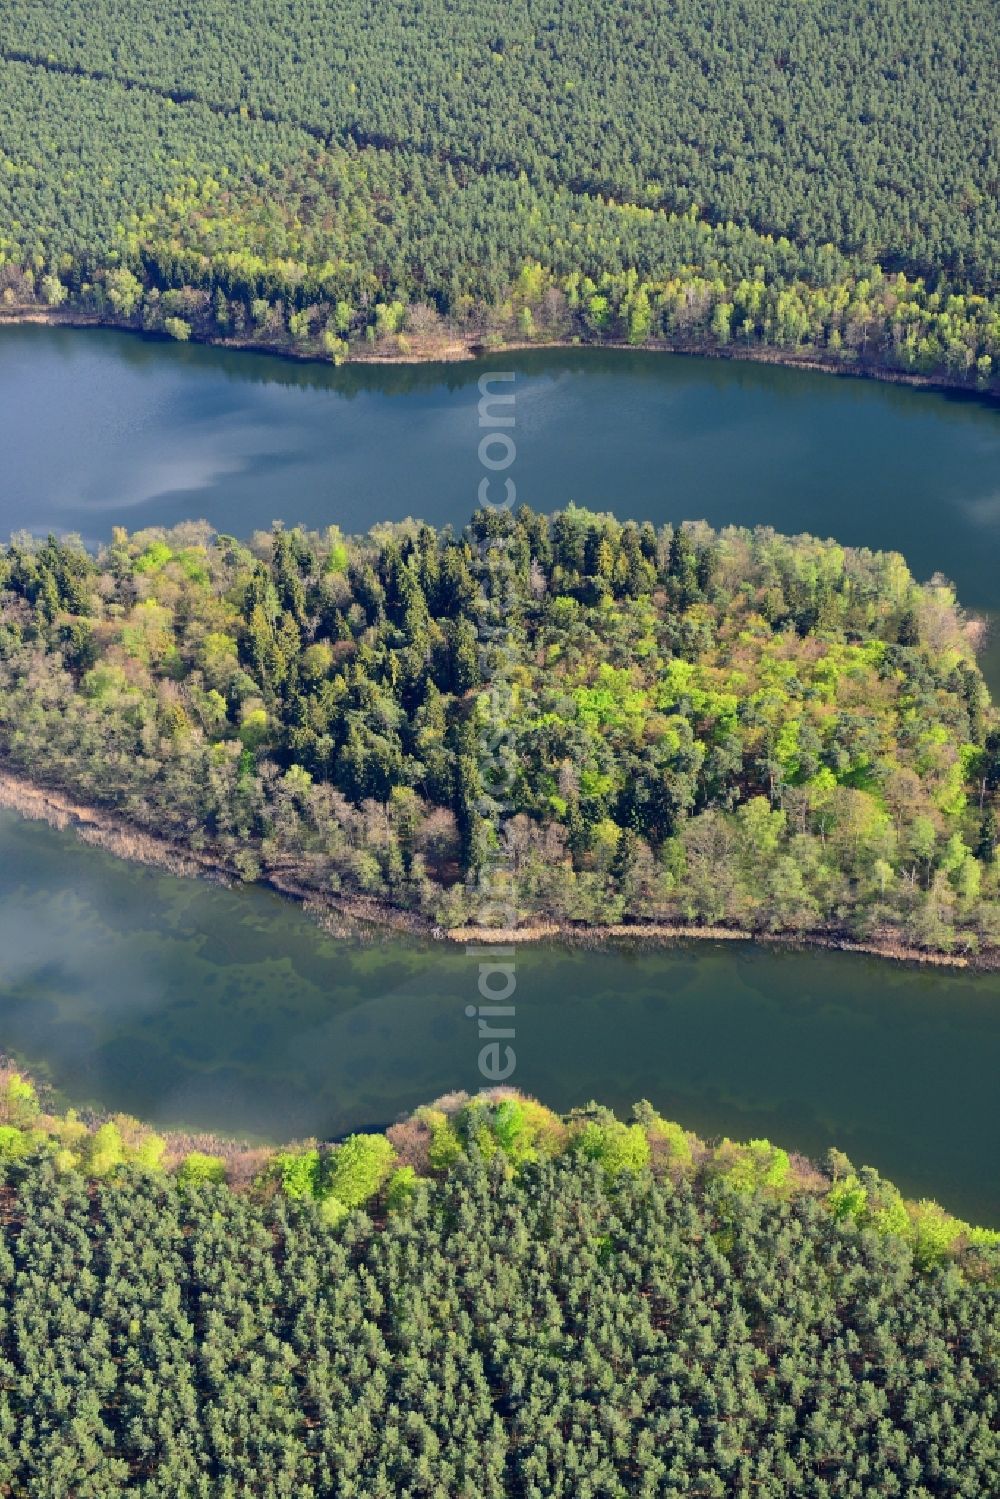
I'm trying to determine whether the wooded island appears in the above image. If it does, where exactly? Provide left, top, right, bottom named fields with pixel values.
left=2, top=507, right=997, bottom=957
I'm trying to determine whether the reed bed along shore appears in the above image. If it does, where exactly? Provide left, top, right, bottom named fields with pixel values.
left=1, top=766, right=992, bottom=969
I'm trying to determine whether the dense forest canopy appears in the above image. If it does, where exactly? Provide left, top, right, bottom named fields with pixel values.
left=1, top=1, right=999, bottom=380
left=1, top=1070, right=998, bottom=1496
left=5, top=12, right=1000, bottom=1488
left=4, top=0, right=1000, bottom=286
left=2, top=506, right=998, bottom=954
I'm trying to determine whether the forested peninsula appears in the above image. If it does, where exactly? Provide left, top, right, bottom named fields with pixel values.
left=1, top=1067, right=998, bottom=1495
left=1, top=0, right=1000, bottom=387
left=2, top=507, right=998, bottom=960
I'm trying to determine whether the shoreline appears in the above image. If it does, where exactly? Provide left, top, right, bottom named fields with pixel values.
left=0, top=766, right=993, bottom=972
left=1, top=303, right=998, bottom=403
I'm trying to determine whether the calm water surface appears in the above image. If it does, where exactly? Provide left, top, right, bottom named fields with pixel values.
left=0, top=811, right=998, bottom=1222
left=1, top=326, right=998, bottom=1216
left=3, top=324, right=1000, bottom=614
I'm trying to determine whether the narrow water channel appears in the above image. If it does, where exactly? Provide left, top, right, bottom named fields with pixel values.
left=1, top=812, right=997, bottom=1222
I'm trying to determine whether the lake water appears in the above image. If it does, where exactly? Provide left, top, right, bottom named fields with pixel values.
left=1, top=810, right=998, bottom=1221
left=4, top=325, right=1000, bottom=609
left=1, top=325, right=998, bottom=1218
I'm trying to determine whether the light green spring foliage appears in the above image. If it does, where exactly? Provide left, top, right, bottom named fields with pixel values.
left=128, top=1133, right=167, bottom=1172
left=85, top=1121, right=168, bottom=1177
left=163, top=315, right=191, bottom=341
left=505, top=1097, right=567, bottom=1157
left=635, top=1100, right=696, bottom=1170
left=824, top=1168, right=1000, bottom=1268
left=0, top=1087, right=169, bottom=1178
left=826, top=1173, right=869, bottom=1222
left=0, top=1070, right=994, bottom=1272
left=317, top=1194, right=349, bottom=1228
left=274, top=1147, right=321, bottom=1200
left=571, top=1114, right=653, bottom=1180
left=0, top=1126, right=28, bottom=1159
left=2, top=1073, right=39, bottom=1126
left=177, top=1151, right=227, bottom=1187
left=0, top=1076, right=47, bottom=1162
left=385, top=1165, right=426, bottom=1214
left=321, top=1133, right=395, bottom=1210
left=869, top=1182, right=915, bottom=1241
left=457, top=1099, right=500, bottom=1163
left=272, top=1133, right=396, bottom=1225
left=418, top=1107, right=464, bottom=1171
left=649, top=1118, right=695, bottom=1170
left=712, top=1138, right=793, bottom=1195
left=457, top=1095, right=565, bottom=1167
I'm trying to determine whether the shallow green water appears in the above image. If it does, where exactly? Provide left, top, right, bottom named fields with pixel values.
left=1, top=326, right=999, bottom=1218
left=0, top=812, right=997, bottom=1223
